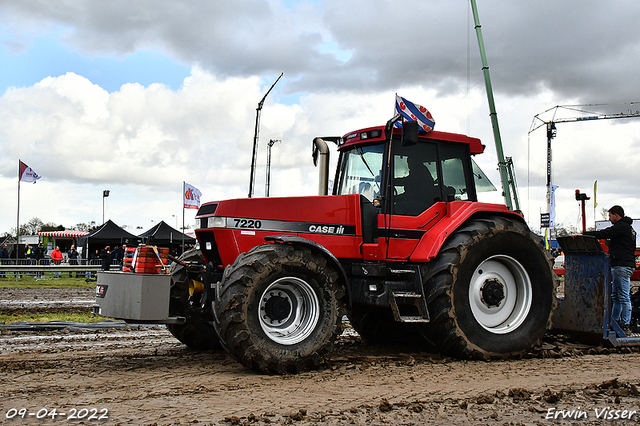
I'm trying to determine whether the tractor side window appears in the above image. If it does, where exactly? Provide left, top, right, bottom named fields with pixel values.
left=393, top=142, right=439, bottom=216
left=335, top=143, right=384, bottom=203
left=439, top=143, right=472, bottom=201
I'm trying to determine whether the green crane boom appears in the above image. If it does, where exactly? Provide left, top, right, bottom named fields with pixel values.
left=469, top=0, right=517, bottom=211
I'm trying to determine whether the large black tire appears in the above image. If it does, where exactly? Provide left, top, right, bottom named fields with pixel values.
left=630, top=288, right=640, bottom=332
left=213, top=243, right=346, bottom=374
left=424, top=216, right=556, bottom=359
left=166, top=249, right=221, bottom=350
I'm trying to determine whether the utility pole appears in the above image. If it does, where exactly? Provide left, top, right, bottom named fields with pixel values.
left=248, top=73, right=283, bottom=198
left=265, top=139, right=280, bottom=197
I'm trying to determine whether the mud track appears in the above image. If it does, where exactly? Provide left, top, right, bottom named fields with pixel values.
left=1, top=288, right=640, bottom=425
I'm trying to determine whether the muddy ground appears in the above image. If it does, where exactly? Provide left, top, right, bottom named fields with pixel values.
left=1, top=288, right=640, bottom=425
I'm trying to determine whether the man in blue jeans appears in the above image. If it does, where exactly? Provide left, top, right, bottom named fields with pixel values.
left=581, top=205, right=637, bottom=334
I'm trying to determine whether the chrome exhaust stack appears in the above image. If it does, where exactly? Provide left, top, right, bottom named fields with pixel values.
left=312, top=137, right=330, bottom=196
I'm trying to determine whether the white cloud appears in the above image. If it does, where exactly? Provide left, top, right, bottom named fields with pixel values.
left=2, top=67, right=640, bottom=235
left=0, top=67, right=631, bottom=236
left=1, top=0, right=640, bottom=237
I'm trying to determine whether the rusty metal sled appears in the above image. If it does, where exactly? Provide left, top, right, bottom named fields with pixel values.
left=553, top=235, right=640, bottom=346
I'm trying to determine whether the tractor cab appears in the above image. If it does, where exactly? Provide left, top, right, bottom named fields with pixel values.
left=332, top=124, right=484, bottom=217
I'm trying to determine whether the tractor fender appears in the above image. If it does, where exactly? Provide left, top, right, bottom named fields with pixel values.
left=410, top=203, right=526, bottom=262
left=264, top=235, right=349, bottom=299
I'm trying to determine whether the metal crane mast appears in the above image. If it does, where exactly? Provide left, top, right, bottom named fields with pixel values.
left=528, top=103, right=640, bottom=218
left=530, top=104, right=640, bottom=133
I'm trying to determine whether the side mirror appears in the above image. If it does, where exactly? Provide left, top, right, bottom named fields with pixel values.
left=402, top=120, right=419, bottom=146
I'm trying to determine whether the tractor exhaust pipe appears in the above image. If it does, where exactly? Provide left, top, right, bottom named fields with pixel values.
left=313, top=137, right=330, bottom=195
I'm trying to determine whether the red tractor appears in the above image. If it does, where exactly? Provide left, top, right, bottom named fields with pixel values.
left=101, top=115, right=555, bottom=374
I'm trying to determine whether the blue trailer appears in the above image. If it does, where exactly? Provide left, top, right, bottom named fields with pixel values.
left=553, top=235, right=640, bottom=346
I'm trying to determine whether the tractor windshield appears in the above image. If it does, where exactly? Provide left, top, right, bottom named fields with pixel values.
left=334, top=134, right=477, bottom=216
left=334, top=143, right=384, bottom=203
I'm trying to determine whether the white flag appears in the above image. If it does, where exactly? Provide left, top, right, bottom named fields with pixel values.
left=19, top=160, right=41, bottom=183
left=184, top=183, right=202, bottom=209
left=550, top=184, right=559, bottom=228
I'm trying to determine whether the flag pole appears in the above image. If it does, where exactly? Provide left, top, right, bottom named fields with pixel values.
left=16, top=160, right=21, bottom=282
left=593, top=183, right=596, bottom=229
left=182, top=181, right=185, bottom=253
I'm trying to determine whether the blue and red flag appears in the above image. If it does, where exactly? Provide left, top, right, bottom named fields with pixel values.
left=395, top=95, right=435, bottom=133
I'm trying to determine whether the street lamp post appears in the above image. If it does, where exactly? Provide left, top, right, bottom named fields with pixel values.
left=249, top=72, right=283, bottom=198
left=265, top=139, right=280, bottom=197
left=102, top=190, right=110, bottom=224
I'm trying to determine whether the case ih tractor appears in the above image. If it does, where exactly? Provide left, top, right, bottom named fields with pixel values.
left=97, top=116, right=556, bottom=374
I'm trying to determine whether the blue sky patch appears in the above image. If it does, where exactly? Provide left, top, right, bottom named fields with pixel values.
left=0, top=33, right=191, bottom=94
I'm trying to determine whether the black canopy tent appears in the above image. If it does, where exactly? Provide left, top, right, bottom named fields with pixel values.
left=77, top=220, right=140, bottom=260
left=138, top=221, right=195, bottom=252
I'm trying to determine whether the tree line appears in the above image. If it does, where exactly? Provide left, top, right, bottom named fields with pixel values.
left=1, top=217, right=193, bottom=239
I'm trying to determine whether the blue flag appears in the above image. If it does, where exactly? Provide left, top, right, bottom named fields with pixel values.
left=395, top=95, right=435, bottom=133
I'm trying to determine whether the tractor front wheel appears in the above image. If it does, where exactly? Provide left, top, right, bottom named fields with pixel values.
left=213, top=243, right=345, bottom=374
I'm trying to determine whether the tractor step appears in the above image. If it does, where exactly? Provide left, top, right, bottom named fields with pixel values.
left=389, top=291, right=430, bottom=323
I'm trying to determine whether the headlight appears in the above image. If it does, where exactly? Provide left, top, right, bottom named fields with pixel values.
left=207, top=217, right=227, bottom=228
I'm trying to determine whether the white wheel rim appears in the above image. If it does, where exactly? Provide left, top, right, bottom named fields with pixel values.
left=468, top=255, right=532, bottom=334
left=258, top=277, right=320, bottom=345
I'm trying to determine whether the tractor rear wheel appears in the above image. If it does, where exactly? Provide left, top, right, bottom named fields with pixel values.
left=424, top=217, right=556, bottom=359
left=166, top=249, right=221, bottom=350
left=213, top=243, right=345, bottom=374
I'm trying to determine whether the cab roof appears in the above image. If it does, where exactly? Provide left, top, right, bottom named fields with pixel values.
left=339, top=125, right=485, bottom=155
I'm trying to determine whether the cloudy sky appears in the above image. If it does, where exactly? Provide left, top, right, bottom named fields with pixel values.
left=1, top=0, right=640, bottom=238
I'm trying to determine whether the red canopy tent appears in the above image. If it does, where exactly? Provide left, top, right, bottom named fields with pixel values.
left=37, top=231, right=89, bottom=238
left=37, top=230, right=89, bottom=253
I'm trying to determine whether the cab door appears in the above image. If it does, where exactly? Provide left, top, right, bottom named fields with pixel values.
left=386, top=140, right=476, bottom=261
left=385, top=141, right=442, bottom=259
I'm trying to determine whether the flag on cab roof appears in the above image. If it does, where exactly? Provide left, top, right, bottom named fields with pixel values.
left=395, top=95, right=435, bottom=133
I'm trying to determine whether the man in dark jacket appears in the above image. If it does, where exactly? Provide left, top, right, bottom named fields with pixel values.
left=100, top=246, right=113, bottom=271
left=67, top=245, right=79, bottom=277
left=582, top=205, right=637, bottom=333
left=0, top=244, right=8, bottom=278
left=33, top=242, right=46, bottom=278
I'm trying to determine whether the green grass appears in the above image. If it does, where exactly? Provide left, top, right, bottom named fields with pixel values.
left=0, top=311, right=111, bottom=325
left=0, top=275, right=103, bottom=324
left=0, top=275, right=95, bottom=289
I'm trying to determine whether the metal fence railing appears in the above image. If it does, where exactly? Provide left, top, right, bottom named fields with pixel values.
left=0, top=258, right=108, bottom=265
left=0, top=258, right=173, bottom=278
left=0, top=258, right=114, bottom=278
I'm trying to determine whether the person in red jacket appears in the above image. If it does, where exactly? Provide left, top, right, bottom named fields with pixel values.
left=51, top=246, right=63, bottom=278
